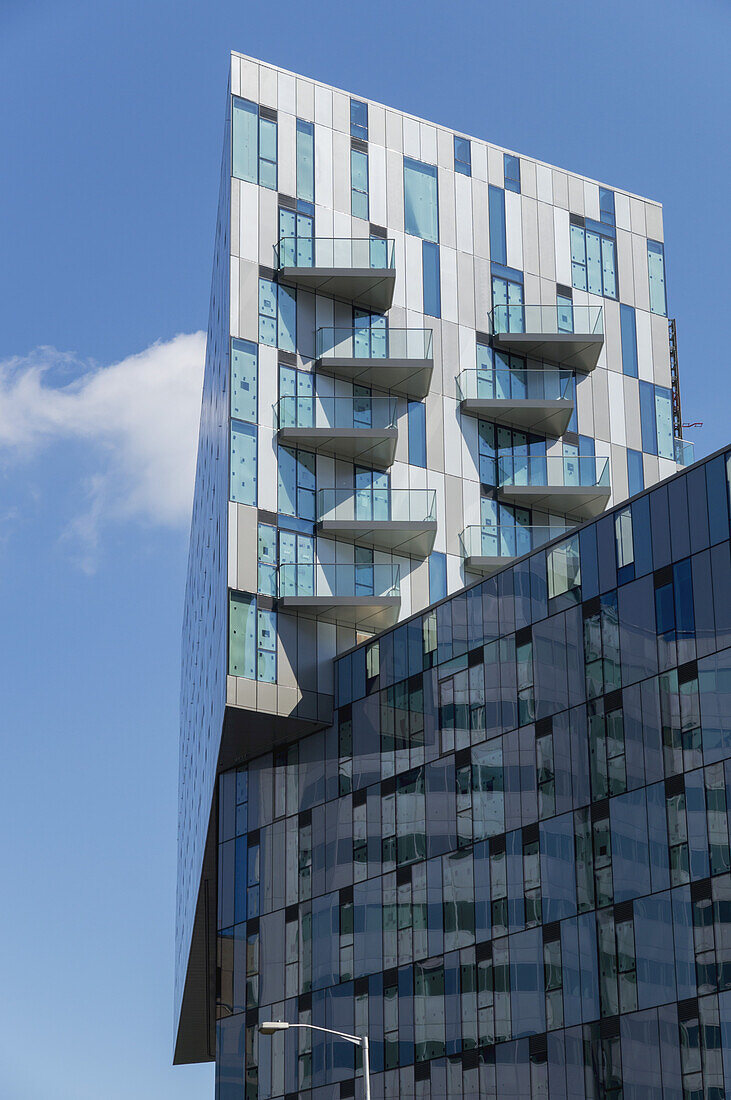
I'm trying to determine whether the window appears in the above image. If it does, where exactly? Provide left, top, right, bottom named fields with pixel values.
left=258, top=278, right=296, bottom=352
left=296, top=119, right=314, bottom=203
left=350, top=98, right=368, bottom=140
left=547, top=534, right=581, bottom=598
left=504, top=154, right=520, bottom=193
left=229, top=594, right=276, bottom=683
left=407, top=400, right=427, bottom=467
left=599, top=187, right=615, bottom=226
left=422, top=241, right=441, bottom=317
left=571, top=220, right=617, bottom=298
left=230, top=421, right=257, bottom=505
left=257, top=524, right=277, bottom=596
left=639, top=381, right=673, bottom=459
left=627, top=449, right=644, bottom=496
left=279, top=530, right=315, bottom=596
left=354, top=466, right=389, bottom=521
left=454, top=136, right=471, bottom=176
left=278, top=207, right=314, bottom=268
left=492, top=269, right=524, bottom=331
left=351, top=148, right=369, bottom=220
left=620, top=304, right=638, bottom=378
left=429, top=552, right=447, bottom=602
left=488, top=185, right=507, bottom=265
left=231, top=338, right=257, bottom=423
left=404, top=158, right=439, bottom=242
left=647, top=239, right=667, bottom=316
left=278, top=446, right=316, bottom=520
left=232, top=97, right=277, bottom=189
left=278, top=364, right=313, bottom=427
left=614, top=507, right=634, bottom=582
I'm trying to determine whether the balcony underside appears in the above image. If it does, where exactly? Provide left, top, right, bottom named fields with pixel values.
left=277, top=268, right=396, bottom=311
left=317, top=518, right=438, bottom=557
left=277, top=426, right=398, bottom=468
left=460, top=397, right=574, bottom=436
left=492, top=331, right=603, bottom=372
left=315, top=356, right=433, bottom=399
left=277, top=593, right=400, bottom=630
left=498, top=483, right=611, bottom=520
left=464, top=555, right=513, bottom=575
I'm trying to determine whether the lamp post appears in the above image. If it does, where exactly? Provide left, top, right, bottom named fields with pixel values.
left=259, top=1020, right=371, bottom=1100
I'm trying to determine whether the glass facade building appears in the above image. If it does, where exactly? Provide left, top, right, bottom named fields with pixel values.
left=176, top=52, right=716, bottom=1100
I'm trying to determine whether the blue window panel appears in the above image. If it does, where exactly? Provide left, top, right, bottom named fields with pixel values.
left=639, top=381, right=658, bottom=455
left=232, top=96, right=258, bottom=183
left=685, top=769, right=710, bottom=881
left=350, top=148, right=369, bottom=220
left=429, top=551, right=447, bottom=603
left=509, top=928, right=545, bottom=1037
left=404, top=158, right=439, bottom=242
left=229, top=592, right=257, bottom=678
left=504, top=153, right=520, bottom=193
left=671, top=886, right=696, bottom=1001
left=422, top=240, right=441, bottom=317
left=258, top=116, right=277, bottom=190
left=647, top=239, right=667, bottom=315
left=699, top=649, right=731, bottom=762
left=610, top=788, right=649, bottom=901
left=350, top=98, right=368, bottom=140
left=634, top=893, right=676, bottom=1009
left=720, top=992, right=731, bottom=1093
left=454, top=135, right=471, bottom=176
left=488, top=185, right=507, bottom=265
left=655, top=385, right=673, bottom=459
left=230, top=420, right=257, bottom=505
left=407, top=400, right=427, bottom=467
left=599, top=187, right=615, bottom=226
left=296, top=119, right=314, bottom=203
left=647, top=779, right=671, bottom=891
left=539, top=814, right=576, bottom=922
left=230, top=338, right=257, bottom=422
left=620, top=304, right=638, bottom=377
left=627, top=448, right=644, bottom=496
left=577, top=912, right=600, bottom=1022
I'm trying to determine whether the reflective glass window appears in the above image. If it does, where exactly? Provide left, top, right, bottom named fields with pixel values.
left=454, top=135, right=471, bottom=176
left=404, top=157, right=439, bottom=242
left=648, top=239, right=667, bottom=316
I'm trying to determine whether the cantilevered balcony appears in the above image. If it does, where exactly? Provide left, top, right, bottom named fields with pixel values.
left=317, top=488, right=437, bottom=556
left=496, top=455, right=611, bottom=520
left=457, top=366, right=574, bottom=435
left=276, top=396, right=398, bottom=468
left=460, top=522, right=575, bottom=573
left=488, top=304, right=604, bottom=372
left=275, top=237, right=396, bottom=311
left=277, top=563, right=400, bottom=630
left=316, top=327, right=434, bottom=398
left=674, top=437, right=695, bottom=466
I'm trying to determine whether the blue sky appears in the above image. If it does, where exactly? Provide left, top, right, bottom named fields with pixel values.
left=0, top=1, right=728, bottom=1096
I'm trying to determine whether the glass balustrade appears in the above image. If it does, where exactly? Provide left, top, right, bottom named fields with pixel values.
left=276, top=396, right=397, bottom=431
left=275, top=236, right=395, bottom=270
left=674, top=437, right=695, bottom=466
left=457, top=367, right=573, bottom=402
left=317, top=488, right=436, bottom=524
left=497, top=455, right=610, bottom=488
left=316, top=327, right=433, bottom=361
left=489, top=304, right=604, bottom=336
left=460, top=523, right=575, bottom=561
left=278, top=562, right=400, bottom=598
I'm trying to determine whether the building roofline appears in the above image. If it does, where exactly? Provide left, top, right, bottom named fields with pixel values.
left=230, top=50, right=663, bottom=209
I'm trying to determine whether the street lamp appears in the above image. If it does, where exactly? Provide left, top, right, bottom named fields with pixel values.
left=259, top=1020, right=371, bottom=1100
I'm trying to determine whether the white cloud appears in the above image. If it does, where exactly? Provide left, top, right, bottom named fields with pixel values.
left=0, top=333, right=206, bottom=565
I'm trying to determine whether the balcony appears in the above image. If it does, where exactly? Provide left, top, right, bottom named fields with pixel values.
left=674, top=436, right=695, bottom=466
left=316, top=327, right=434, bottom=398
left=275, top=237, right=396, bottom=311
left=317, top=488, right=437, bottom=556
left=277, top=563, right=400, bottom=630
left=457, top=366, right=574, bottom=435
left=276, top=396, right=398, bottom=468
left=488, top=304, right=604, bottom=372
left=460, top=523, right=575, bottom=573
left=496, top=455, right=611, bottom=520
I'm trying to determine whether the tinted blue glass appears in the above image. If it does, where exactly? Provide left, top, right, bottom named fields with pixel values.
left=454, top=135, right=471, bottom=176
left=627, top=448, right=645, bottom=496
left=407, top=400, right=427, bottom=467
left=404, top=157, right=439, bottom=242
left=488, top=185, right=507, bottom=265
left=422, top=240, right=441, bottom=317
left=599, top=187, right=615, bottom=225
left=350, top=98, right=368, bottom=140
left=620, top=304, right=638, bottom=377
left=639, top=381, right=658, bottom=455
left=504, top=154, right=520, bottom=193
left=429, top=551, right=447, bottom=602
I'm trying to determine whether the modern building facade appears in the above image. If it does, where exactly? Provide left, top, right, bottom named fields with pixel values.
left=175, top=52, right=713, bottom=1098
